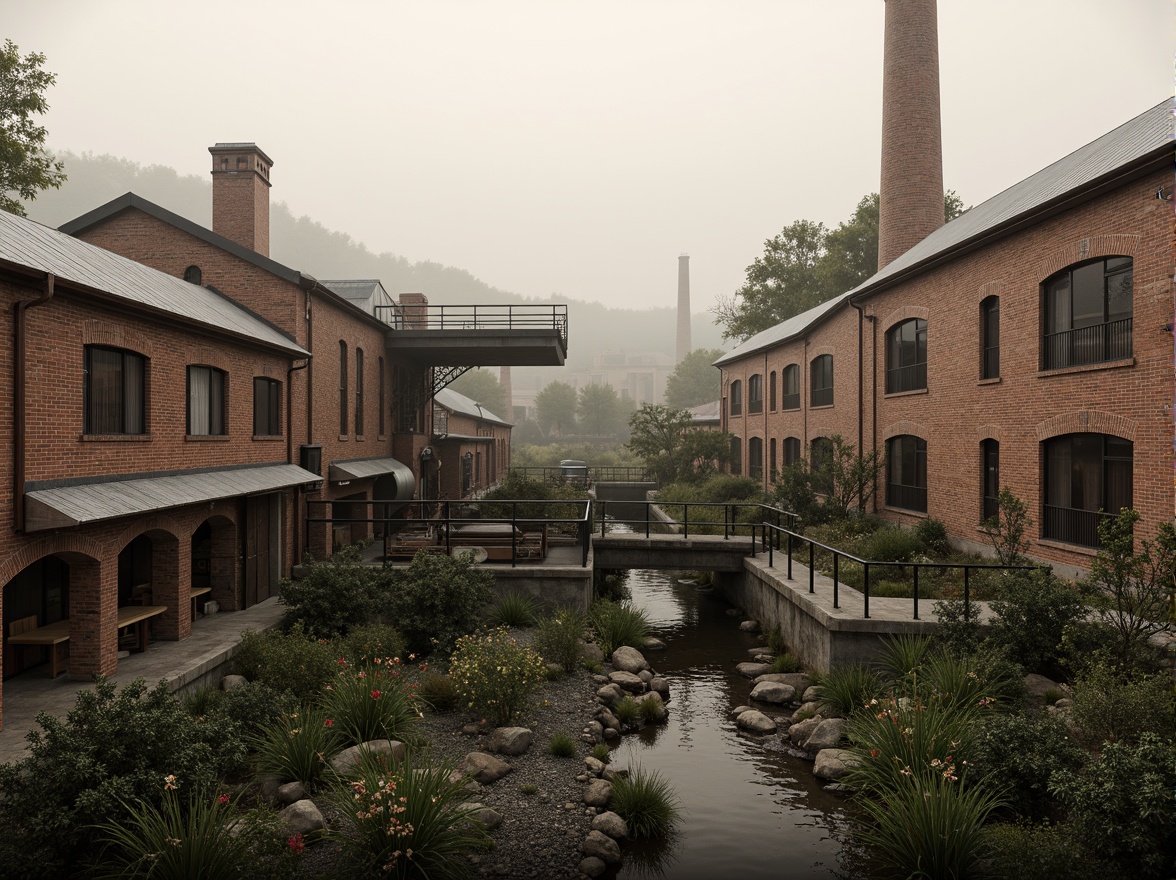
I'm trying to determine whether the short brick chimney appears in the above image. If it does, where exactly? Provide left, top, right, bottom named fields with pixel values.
left=209, top=143, right=273, bottom=257
left=877, top=0, right=944, bottom=270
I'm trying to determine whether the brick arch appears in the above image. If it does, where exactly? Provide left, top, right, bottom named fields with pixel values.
left=1034, top=411, right=1137, bottom=442
left=883, top=420, right=928, bottom=441
left=976, top=424, right=1005, bottom=443
left=808, top=345, right=837, bottom=361
left=111, top=515, right=184, bottom=552
left=0, top=535, right=104, bottom=587
left=81, top=320, right=156, bottom=358
left=1035, top=234, right=1139, bottom=282
left=976, top=281, right=1005, bottom=303
left=880, top=305, right=930, bottom=333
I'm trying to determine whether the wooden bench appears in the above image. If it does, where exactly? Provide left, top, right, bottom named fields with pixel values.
left=190, top=587, right=212, bottom=621
left=8, top=616, right=70, bottom=678
left=117, top=605, right=167, bottom=654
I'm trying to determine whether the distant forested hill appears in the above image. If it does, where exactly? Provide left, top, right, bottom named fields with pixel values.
left=26, top=151, right=725, bottom=373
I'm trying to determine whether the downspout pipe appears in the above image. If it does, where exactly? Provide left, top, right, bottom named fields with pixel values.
left=287, top=358, right=309, bottom=562
left=14, top=273, right=55, bottom=533
left=851, top=301, right=867, bottom=511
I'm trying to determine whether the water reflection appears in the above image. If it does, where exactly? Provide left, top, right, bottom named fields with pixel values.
left=610, top=567, right=858, bottom=880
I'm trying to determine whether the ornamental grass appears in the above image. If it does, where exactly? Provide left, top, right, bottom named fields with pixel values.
left=252, top=704, right=342, bottom=790
left=589, top=600, right=650, bottom=656
left=488, top=591, right=541, bottom=628
left=610, top=764, right=682, bottom=839
left=319, top=657, right=424, bottom=747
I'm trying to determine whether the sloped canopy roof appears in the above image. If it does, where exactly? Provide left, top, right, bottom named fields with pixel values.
left=434, top=387, right=511, bottom=427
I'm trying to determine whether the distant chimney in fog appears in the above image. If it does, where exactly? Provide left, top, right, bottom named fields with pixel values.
left=209, top=142, right=273, bottom=257
left=676, top=254, right=691, bottom=364
left=877, top=0, right=944, bottom=270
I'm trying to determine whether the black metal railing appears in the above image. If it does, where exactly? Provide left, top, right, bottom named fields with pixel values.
left=1041, top=317, right=1132, bottom=370
left=886, top=362, right=927, bottom=394
left=1042, top=504, right=1117, bottom=549
left=507, top=465, right=657, bottom=485
left=755, top=522, right=1039, bottom=621
left=886, top=482, right=928, bottom=513
left=376, top=303, right=569, bottom=346
left=596, top=500, right=797, bottom=540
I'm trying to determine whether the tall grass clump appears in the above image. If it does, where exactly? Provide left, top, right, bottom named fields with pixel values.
left=876, top=633, right=933, bottom=683
left=319, top=657, right=423, bottom=746
left=589, top=599, right=650, bottom=656
left=488, top=591, right=540, bottom=628
left=252, top=704, right=342, bottom=790
left=534, top=609, right=587, bottom=673
left=610, top=765, right=682, bottom=839
left=331, top=752, right=490, bottom=878
left=812, top=664, right=885, bottom=716
left=448, top=628, right=547, bottom=726
left=548, top=733, right=577, bottom=758
left=612, top=695, right=641, bottom=727
left=771, top=653, right=804, bottom=674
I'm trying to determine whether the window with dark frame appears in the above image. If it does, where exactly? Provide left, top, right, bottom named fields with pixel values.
left=339, top=340, right=349, bottom=436
left=810, top=355, right=833, bottom=407
left=981, top=297, right=1000, bottom=379
left=886, top=318, right=927, bottom=393
left=783, top=436, right=801, bottom=467
left=378, top=357, right=386, bottom=435
left=769, top=437, right=777, bottom=477
left=981, top=438, right=999, bottom=522
left=729, top=436, right=742, bottom=475
left=84, top=345, right=146, bottom=435
left=1041, top=256, right=1132, bottom=370
left=769, top=371, right=777, bottom=412
left=183, top=265, right=202, bottom=285
left=810, top=437, right=833, bottom=494
left=749, top=437, right=763, bottom=480
left=187, top=366, right=226, bottom=436
left=355, top=347, right=365, bottom=436
left=748, top=374, right=763, bottom=414
left=1042, top=433, right=1132, bottom=548
left=886, top=435, right=927, bottom=512
left=253, top=377, right=281, bottom=436
left=782, top=364, right=800, bottom=410
left=729, top=379, right=742, bottom=416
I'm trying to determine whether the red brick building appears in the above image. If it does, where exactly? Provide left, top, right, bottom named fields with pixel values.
left=431, top=388, right=512, bottom=499
left=718, top=99, right=1174, bottom=573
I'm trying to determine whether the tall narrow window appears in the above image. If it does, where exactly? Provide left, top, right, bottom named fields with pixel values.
left=749, top=437, right=763, bottom=480
left=1043, top=433, right=1132, bottom=548
left=981, top=297, right=1000, bottom=379
left=339, top=341, right=349, bottom=436
left=783, top=437, right=801, bottom=467
left=85, top=345, right=146, bottom=434
left=748, top=374, right=763, bottom=414
left=782, top=365, right=800, bottom=410
left=886, top=435, right=927, bottom=512
left=187, top=366, right=226, bottom=436
left=730, top=437, right=742, bottom=476
left=378, top=357, right=386, bottom=435
left=1042, top=257, right=1132, bottom=369
left=253, top=378, right=281, bottom=436
left=810, top=437, right=833, bottom=494
left=885, top=318, right=927, bottom=393
left=810, top=355, right=833, bottom=407
left=769, top=372, right=777, bottom=412
left=769, top=438, right=777, bottom=477
left=355, top=347, right=365, bottom=436
left=729, top=380, right=742, bottom=416
left=981, top=439, right=999, bottom=521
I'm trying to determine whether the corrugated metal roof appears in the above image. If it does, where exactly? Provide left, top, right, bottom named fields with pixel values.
left=715, top=98, right=1172, bottom=366
left=687, top=400, right=721, bottom=422
left=328, top=457, right=415, bottom=501
left=24, top=463, right=321, bottom=531
left=0, top=210, right=308, bottom=356
left=434, top=387, right=511, bottom=426
left=322, top=279, right=384, bottom=303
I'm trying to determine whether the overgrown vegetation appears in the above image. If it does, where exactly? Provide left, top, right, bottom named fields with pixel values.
left=448, top=627, right=547, bottom=726
left=589, top=599, right=651, bottom=656
left=609, top=765, right=682, bottom=839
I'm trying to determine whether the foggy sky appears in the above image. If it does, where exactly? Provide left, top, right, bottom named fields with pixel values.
left=4, top=1, right=1172, bottom=314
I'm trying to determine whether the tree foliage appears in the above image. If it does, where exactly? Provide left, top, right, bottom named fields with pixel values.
left=535, top=380, right=578, bottom=437
left=576, top=382, right=628, bottom=437
left=446, top=368, right=509, bottom=419
left=664, top=347, right=724, bottom=409
left=714, top=191, right=967, bottom=341
left=626, top=403, right=730, bottom=484
left=0, top=40, right=66, bottom=217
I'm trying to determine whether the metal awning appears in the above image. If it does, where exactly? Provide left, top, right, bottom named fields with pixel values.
left=328, top=457, right=416, bottom=500
left=24, top=463, right=322, bottom=532
left=434, top=434, right=495, bottom=442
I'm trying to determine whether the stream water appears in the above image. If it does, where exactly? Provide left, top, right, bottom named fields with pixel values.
left=607, top=566, right=865, bottom=880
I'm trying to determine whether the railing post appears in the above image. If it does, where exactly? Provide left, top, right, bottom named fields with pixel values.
left=963, top=566, right=971, bottom=621
left=751, top=524, right=757, bottom=557
left=787, top=531, right=793, bottom=580
left=645, top=502, right=650, bottom=539
left=600, top=500, right=607, bottom=537
left=912, top=565, right=919, bottom=620
left=809, top=541, right=815, bottom=594
left=833, top=553, right=840, bottom=609
left=684, top=504, right=689, bottom=539
left=768, top=528, right=774, bottom=568
left=863, top=563, right=870, bottom=619
left=443, top=500, right=451, bottom=555
left=511, top=502, right=518, bottom=569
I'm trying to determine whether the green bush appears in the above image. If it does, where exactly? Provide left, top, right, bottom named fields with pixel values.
left=989, top=568, right=1089, bottom=676
left=609, top=765, right=682, bottom=839
left=971, top=712, right=1086, bottom=821
left=1069, top=663, right=1176, bottom=747
left=771, top=653, right=803, bottom=674
left=983, top=822, right=1130, bottom=880
left=612, top=695, right=641, bottom=727
left=417, top=672, right=459, bottom=714
left=1049, top=733, right=1176, bottom=878
left=534, top=609, right=586, bottom=673
left=330, top=752, right=491, bottom=878
left=252, top=704, right=342, bottom=790
left=548, top=733, right=578, bottom=758
left=915, top=516, right=952, bottom=557
left=589, top=599, right=650, bottom=656
left=812, top=664, right=884, bottom=716
left=319, top=658, right=424, bottom=747
left=231, top=624, right=337, bottom=696
left=279, top=543, right=380, bottom=638
left=0, top=678, right=234, bottom=878
left=931, top=595, right=984, bottom=655
left=384, top=552, right=496, bottom=655
left=211, top=681, right=295, bottom=737
left=488, top=590, right=540, bottom=628
left=449, top=628, right=547, bottom=726
left=862, top=526, right=923, bottom=562
left=336, top=623, right=407, bottom=667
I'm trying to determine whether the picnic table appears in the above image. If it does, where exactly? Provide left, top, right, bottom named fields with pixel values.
left=8, top=618, right=70, bottom=679
left=117, top=605, right=167, bottom=654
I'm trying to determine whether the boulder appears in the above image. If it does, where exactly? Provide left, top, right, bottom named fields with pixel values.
left=329, top=740, right=406, bottom=777
left=596, top=683, right=625, bottom=705
left=731, top=705, right=752, bottom=717
left=736, top=709, right=778, bottom=734
left=736, top=662, right=774, bottom=678
left=465, top=803, right=504, bottom=830
left=608, top=671, right=646, bottom=693
left=789, top=716, right=823, bottom=746
left=277, top=799, right=325, bottom=835
left=753, top=672, right=812, bottom=692
left=582, top=643, right=605, bottom=664
left=802, top=686, right=823, bottom=703
left=598, top=708, right=621, bottom=731
left=643, top=637, right=667, bottom=651
left=638, top=669, right=654, bottom=684
left=220, top=674, right=248, bottom=691
left=739, top=620, right=761, bottom=633
left=584, top=756, right=606, bottom=777
left=581, top=830, right=622, bottom=864
left=488, top=726, right=533, bottom=756
left=257, top=775, right=283, bottom=804
left=460, top=752, right=512, bottom=784
left=580, top=856, right=608, bottom=878
left=611, top=645, right=650, bottom=673
left=583, top=778, right=613, bottom=808
left=813, top=748, right=858, bottom=781
left=592, top=810, right=629, bottom=840
left=802, top=719, right=847, bottom=753
left=650, top=677, right=671, bottom=700
left=1024, top=673, right=1061, bottom=701
left=276, top=781, right=306, bottom=805
left=634, top=692, right=668, bottom=722
left=750, top=681, right=796, bottom=704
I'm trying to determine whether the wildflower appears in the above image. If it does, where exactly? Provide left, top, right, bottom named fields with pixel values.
left=163, top=775, right=178, bottom=791
left=217, top=793, right=230, bottom=805
left=869, top=749, right=880, bottom=758
left=288, top=833, right=305, bottom=854
left=371, top=689, right=382, bottom=700
left=166, top=836, right=182, bottom=847
left=324, top=718, right=334, bottom=727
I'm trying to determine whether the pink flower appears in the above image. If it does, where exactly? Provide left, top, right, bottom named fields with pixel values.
left=288, top=833, right=305, bottom=854
left=324, top=719, right=334, bottom=727
left=371, top=689, right=382, bottom=700
left=217, top=793, right=230, bottom=805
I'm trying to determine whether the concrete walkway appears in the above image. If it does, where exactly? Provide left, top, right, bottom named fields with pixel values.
left=0, top=598, right=285, bottom=765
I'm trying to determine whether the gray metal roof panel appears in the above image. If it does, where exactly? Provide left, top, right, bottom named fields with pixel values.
left=434, top=387, right=512, bottom=426
left=322, top=279, right=385, bottom=303
left=713, top=292, right=851, bottom=367
left=24, top=462, right=321, bottom=531
left=0, top=210, right=309, bottom=356
left=328, top=456, right=414, bottom=483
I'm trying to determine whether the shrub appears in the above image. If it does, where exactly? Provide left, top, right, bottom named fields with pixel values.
left=417, top=672, right=459, bottom=714
left=0, top=678, right=231, bottom=878
left=320, top=658, right=424, bottom=747
left=279, top=543, right=380, bottom=638
left=1069, top=662, right=1176, bottom=747
left=252, top=704, right=342, bottom=789
left=862, top=526, right=923, bottom=563
left=1049, top=732, right=1176, bottom=878
left=771, top=653, right=803, bottom=674
left=638, top=695, right=667, bottom=724
left=92, top=787, right=297, bottom=880
left=534, top=609, right=586, bottom=673
left=330, top=752, right=491, bottom=878
left=812, top=664, right=884, bottom=716
left=548, top=733, right=577, bottom=758
left=930, top=595, right=984, bottom=655
left=914, top=516, right=951, bottom=557
left=589, top=599, right=650, bottom=656
left=231, top=624, right=337, bottom=696
left=612, top=695, right=641, bottom=727
left=384, top=552, right=496, bottom=655
left=590, top=743, right=612, bottom=763
left=989, top=568, right=1089, bottom=676
left=970, top=712, right=1086, bottom=821
left=610, top=765, right=682, bottom=839
left=336, top=623, right=407, bottom=667
left=184, top=684, right=224, bottom=718
left=449, top=628, right=547, bottom=726
left=488, top=591, right=540, bottom=628
left=983, top=822, right=1130, bottom=880
left=212, top=680, right=296, bottom=737
left=981, top=486, right=1032, bottom=565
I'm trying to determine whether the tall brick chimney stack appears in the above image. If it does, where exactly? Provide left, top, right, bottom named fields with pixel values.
left=676, top=254, right=692, bottom=364
left=209, top=143, right=273, bottom=257
left=877, top=0, right=943, bottom=270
